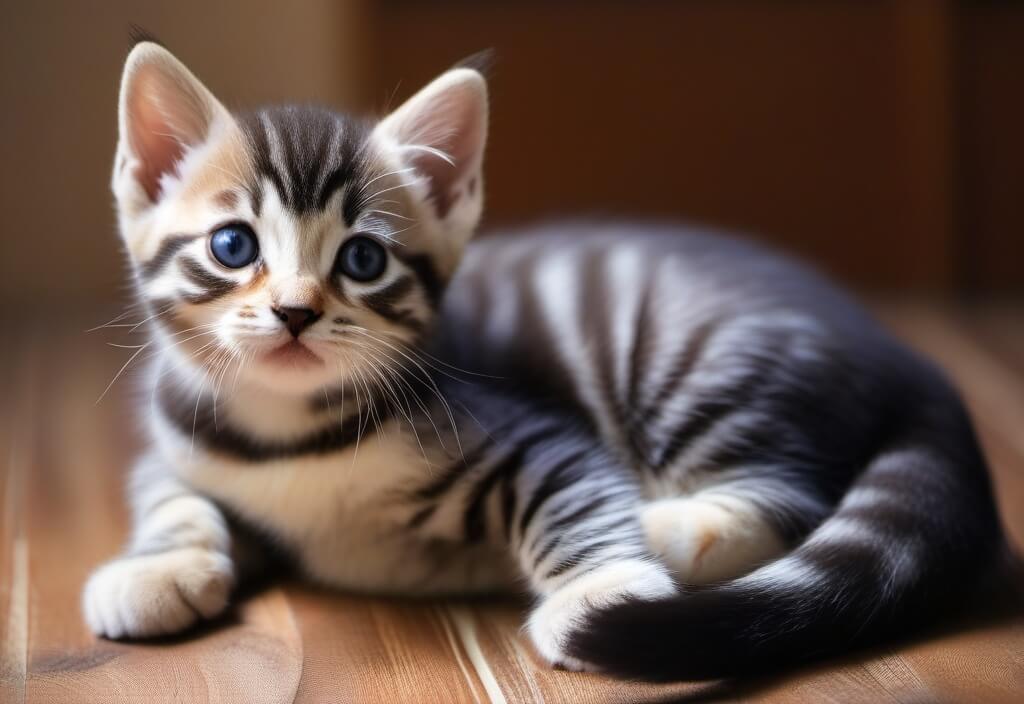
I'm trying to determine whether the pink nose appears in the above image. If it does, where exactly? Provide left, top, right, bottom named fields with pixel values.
left=272, top=306, right=321, bottom=337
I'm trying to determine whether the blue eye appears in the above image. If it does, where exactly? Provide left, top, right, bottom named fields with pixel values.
left=210, top=225, right=259, bottom=268
left=336, top=236, right=387, bottom=282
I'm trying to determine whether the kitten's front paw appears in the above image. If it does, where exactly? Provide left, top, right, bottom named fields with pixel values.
left=527, top=559, right=675, bottom=672
left=82, top=547, right=234, bottom=639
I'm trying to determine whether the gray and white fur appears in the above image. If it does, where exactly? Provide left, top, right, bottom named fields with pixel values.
left=83, top=42, right=1003, bottom=680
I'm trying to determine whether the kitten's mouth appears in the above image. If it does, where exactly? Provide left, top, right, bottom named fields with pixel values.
left=261, top=340, right=323, bottom=367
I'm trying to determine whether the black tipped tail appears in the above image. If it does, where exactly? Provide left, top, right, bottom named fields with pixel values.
left=569, top=406, right=1003, bottom=681
left=567, top=562, right=906, bottom=681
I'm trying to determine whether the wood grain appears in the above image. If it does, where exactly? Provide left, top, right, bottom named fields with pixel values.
left=1, top=304, right=1022, bottom=703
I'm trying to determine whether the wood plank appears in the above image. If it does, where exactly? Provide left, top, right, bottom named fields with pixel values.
left=457, top=604, right=698, bottom=703
left=287, top=589, right=486, bottom=703
left=874, top=301, right=1024, bottom=704
left=954, top=301, right=1024, bottom=379
left=9, top=326, right=305, bottom=704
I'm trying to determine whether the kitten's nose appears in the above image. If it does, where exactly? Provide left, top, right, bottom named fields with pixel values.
left=272, top=306, right=322, bottom=337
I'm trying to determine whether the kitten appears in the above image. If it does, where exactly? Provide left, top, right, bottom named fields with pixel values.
left=83, top=41, right=1003, bottom=680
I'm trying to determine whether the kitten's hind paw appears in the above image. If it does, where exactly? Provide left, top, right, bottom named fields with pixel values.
left=82, top=547, right=234, bottom=639
left=527, top=559, right=676, bottom=673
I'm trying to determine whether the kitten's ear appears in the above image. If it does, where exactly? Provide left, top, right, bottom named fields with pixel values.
left=373, top=68, right=488, bottom=224
left=114, top=42, right=232, bottom=206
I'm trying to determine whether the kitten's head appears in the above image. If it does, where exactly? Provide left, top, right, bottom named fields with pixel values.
left=113, top=42, right=487, bottom=394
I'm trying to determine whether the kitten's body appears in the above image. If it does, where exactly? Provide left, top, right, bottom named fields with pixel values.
left=84, top=43, right=1003, bottom=680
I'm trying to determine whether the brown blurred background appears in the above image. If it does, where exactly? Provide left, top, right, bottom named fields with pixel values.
left=2, top=0, right=1021, bottom=311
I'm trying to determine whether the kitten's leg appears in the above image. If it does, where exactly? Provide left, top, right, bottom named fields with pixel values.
left=641, top=487, right=792, bottom=584
left=509, top=444, right=676, bottom=671
left=82, top=453, right=236, bottom=638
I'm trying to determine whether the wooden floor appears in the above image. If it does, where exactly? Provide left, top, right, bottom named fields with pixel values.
left=1, top=300, right=1023, bottom=703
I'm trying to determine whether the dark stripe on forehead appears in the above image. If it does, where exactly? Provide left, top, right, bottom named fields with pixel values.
left=238, top=106, right=372, bottom=221
left=242, top=118, right=287, bottom=217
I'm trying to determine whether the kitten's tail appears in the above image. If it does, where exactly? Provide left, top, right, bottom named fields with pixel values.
left=567, top=395, right=1005, bottom=681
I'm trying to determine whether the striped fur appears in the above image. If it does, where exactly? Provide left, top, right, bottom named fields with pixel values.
left=84, top=42, right=1003, bottom=680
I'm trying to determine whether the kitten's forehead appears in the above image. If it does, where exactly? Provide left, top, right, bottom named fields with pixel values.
left=237, top=106, right=375, bottom=223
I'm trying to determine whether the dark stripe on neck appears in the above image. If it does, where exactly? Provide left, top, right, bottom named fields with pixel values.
left=157, top=379, right=387, bottom=462
left=310, top=382, right=360, bottom=413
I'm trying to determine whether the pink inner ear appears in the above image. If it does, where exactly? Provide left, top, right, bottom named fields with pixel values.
left=406, top=86, right=485, bottom=219
left=126, top=68, right=209, bottom=202
left=411, top=150, right=461, bottom=219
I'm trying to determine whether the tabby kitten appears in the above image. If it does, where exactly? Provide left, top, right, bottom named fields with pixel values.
left=83, top=42, right=1003, bottom=680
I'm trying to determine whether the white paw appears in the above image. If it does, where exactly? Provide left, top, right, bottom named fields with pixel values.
left=527, top=559, right=675, bottom=671
left=82, top=548, right=234, bottom=639
left=641, top=497, right=785, bottom=584
left=641, top=498, right=722, bottom=581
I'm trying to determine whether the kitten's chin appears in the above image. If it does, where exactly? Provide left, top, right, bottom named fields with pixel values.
left=231, top=343, right=346, bottom=396
left=239, top=361, right=341, bottom=395
left=261, top=339, right=323, bottom=368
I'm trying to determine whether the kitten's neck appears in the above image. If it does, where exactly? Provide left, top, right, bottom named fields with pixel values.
left=153, top=358, right=385, bottom=440
left=150, top=352, right=441, bottom=461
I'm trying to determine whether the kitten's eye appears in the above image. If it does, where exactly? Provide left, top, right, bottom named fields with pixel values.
left=210, top=225, right=259, bottom=268
left=336, top=236, right=387, bottom=282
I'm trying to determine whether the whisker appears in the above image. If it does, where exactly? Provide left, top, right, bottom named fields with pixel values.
left=356, top=166, right=417, bottom=195
left=399, top=144, right=454, bottom=166
left=339, top=330, right=463, bottom=458
left=86, top=308, right=137, bottom=332
left=364, top=208, right=413, bottom=222
left=86, top=300, right=176, bottom=333
left=129, top=303, right=177, bottom=332
left=95, top=342, right=151, bottom=405
left=343, top=336, right=448, bottom=454
left=361, top=180, right=418, bottom=203
left=364, top=326, right=503, bottom=380
left=346, top=328, right=464, bottom=413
